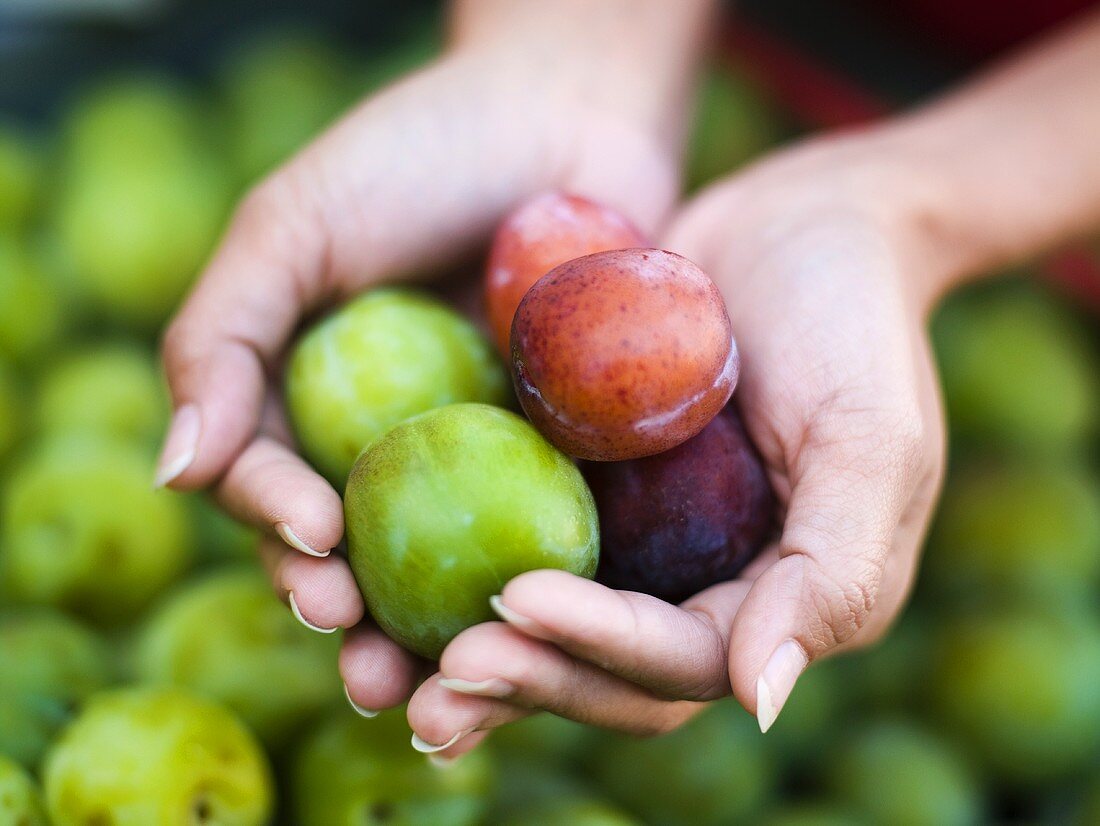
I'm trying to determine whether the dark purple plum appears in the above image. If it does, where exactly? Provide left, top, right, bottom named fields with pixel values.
left=582, top=403, right=776, bottom=603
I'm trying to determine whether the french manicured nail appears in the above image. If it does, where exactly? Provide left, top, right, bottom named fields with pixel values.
left=343, top=684, right=378, bottom=718
left=488, top=595, right=548, bottom=638
left=411, top=729, right=473, bottom=754
left=154, top=404, right=200, bottom=488
left=438, top=677, right=514, bottom=698
left=756, top=639, right=809, bottom=733
left=275, top=522, right=329, bottom=558
left=288, top=591, right=338, bottom=634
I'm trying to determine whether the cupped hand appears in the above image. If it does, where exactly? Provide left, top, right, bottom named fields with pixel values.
left=406, top=133, right=948, bottom=756
left=155, top=42, right=680, bottom=735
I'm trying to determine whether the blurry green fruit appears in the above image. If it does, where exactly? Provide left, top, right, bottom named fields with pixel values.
left=0, top=610, right=113, bottom=768
left=191, top=495, right=258, bottom=565
left=933, top=284, right=1098, bottom=452
left=930, top=609, right=1100, bottom=784
left=346, top=403, right=598, bottom=659
left=0, top=437, right=192, bottom=625
left=684, top=64, right=783, bottom=191
left=0, top=360, right=24, bottom=466
left=927, top=461, right=1100, bottom=603
left=488, top=760, right=594, bottom=822
left=135, top=568, right=340, bottom=746
left=0, top=235, right=68, bottom=365
left=0, top=124, right=42, bottom=229
left=1071, top=771, right=1100, bottom=826
left=0, top=754, right=47, bottom=825
left=760, top=803, right=865, bottom=826
left=499, top=798, right=640, bottom=826
left=293, top=708, right=494, bottom=826
left=491, top=713, right=592, bottom=769
left=829, top=720, right=983, bottom=826
left=43, top=687, right=272, bottom=826
left=766, top=659, right=846, bottom=767
left=55, top=75, right=232, bottom=328
left=220, top=28, right=358, bottom=182
left=35, top=342, right=167, bottom=444
left=588, top=700, right=773, bottom=826
left=839, top=610, right=931, bottom=713
left=287, top=289, right=510, bottom=487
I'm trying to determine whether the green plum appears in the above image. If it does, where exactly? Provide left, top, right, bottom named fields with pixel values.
left=838, top=609, right=931, bottom=713
left=286, top=289, right=510, bottom=487
left=345, top=403, right=598, bottom=659
left=0, top=234, right=68, bottom=366
left=219, top=28, right=358, bottom=182
left=684, top=64, right=784, bottom=191
left=0, top=754, right=47, bottom=825
left=587, top=700, right=774, bottom=826
left=54, top=74, right=232, bottom=328
left=828, top=720, right=983, bottom=826
left=190, top=495, right=259, bottom=565
left=926, top=461, right=1100, bottom=604
left=499, top=798, right=640, bottom=826
left=35, top=341, right=167, bottom=445
left=293, top=708, right=494, bottom=826
left=929, top=608, right=1100, bottom=784
left=933, top=282, right=1098, bottom=453
left=135, top=567, right=341, bottom=746
left=0, top=609, right=113, bottom=768
left=765, top=658, right=847, bottom=770
left=0, top=123, right=42, bottom=229
left=43, top=687, right=272, bottom=826
left=0, top=436, right=193, bottom=625
left=491, top=713, right=593, bottom=769
left=0, top=359, right=24, bottom=467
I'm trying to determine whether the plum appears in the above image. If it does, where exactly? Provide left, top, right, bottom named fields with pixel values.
left=586, top=700, right=773, bottom=826
left=0, top=609, right=113, bottom=768
left=286, top=288, right=509, bottom=487
left=511, top=248, right=738, bottom=461
left=0, top=235, right=68, bottom=365
left=54, top=74, right=233, bottom=328
left=582, top=403, right=774, bottom=603
left=293, top=708, right=494, bottom=826
left=0, top=755, right=47, bottom=825
left=219, top=28, right=359, bottom=182
left=135, top=567, right=341, bottom=747
left=929, top=608, right=1100, bottom=784
left=35, top=341, right=167, bottom=445
left=43, top=687, right=272, bottom=826
left=828, top=720, right=983, bottom=826
left=345, top=403, right=598, bottom=659
left=0, top=436, right=193, bottom=625
left=486, top=191, right=647, bottom=354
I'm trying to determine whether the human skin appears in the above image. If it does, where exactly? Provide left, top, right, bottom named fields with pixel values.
left=157, top=0, right=1100, bottom=757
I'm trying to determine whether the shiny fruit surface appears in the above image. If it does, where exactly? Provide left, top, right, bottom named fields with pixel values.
left=583, top=403, right=774, bottom=602
left=286, top=288, right=510, bottom=487
left=486, top=191, right=647, bottom=354
left=43, top=687, right=272, bottom=826
left=345, top=403, right=598, bottom=659
left=512, top=248, right=737, bottom=461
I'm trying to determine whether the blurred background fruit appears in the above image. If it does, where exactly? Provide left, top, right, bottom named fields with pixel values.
left=0, top=754, right=48, bottom=825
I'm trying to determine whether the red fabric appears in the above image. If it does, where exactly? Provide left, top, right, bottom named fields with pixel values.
left=867, top=0, right=1097, bottom=60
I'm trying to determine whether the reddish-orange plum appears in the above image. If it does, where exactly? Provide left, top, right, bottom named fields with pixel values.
left=485, top=191, right=647, bottom=354
left=511, top=248, right=738, bottom=461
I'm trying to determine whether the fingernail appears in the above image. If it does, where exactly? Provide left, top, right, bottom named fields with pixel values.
left=438, top=677, right=514, bottom=698
left=288, top=591, right=338, bottom=634
left=428, top=755, right=456, bottom=768
left=343, top=683, right=379, bottom=718
left=756, top=639, right=809, bottom=733
left=275, top=522, right=329, bottom=558
left=154, top=404, right=201, bottom=488
left=411, top=729, right=473, bottom=754
left=488, top=595, right=548, bottom=638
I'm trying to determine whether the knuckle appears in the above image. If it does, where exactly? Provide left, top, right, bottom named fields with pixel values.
left=810, top=558, right=881, bottom=647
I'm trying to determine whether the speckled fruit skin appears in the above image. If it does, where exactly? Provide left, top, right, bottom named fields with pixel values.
left=581, top=404, right=774, bottom=603
left=345, top=403, right=599, bottom=659
left=485, top=191, right=647, bottom=354
left=285, top=288, right=510, bottom=487
left=43, top=687, right=272, bottom=826
left=511, top=248, right=738, bottom=461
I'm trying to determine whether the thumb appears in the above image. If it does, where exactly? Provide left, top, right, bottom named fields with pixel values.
left=727, top=409, right=926, bottom=732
